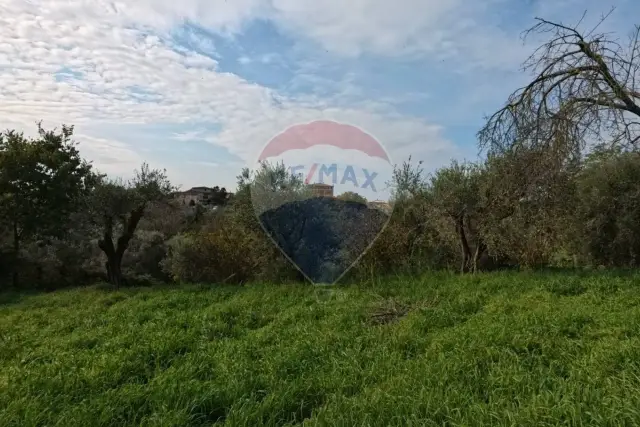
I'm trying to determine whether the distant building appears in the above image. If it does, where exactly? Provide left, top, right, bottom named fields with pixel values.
left=174, top=186, right=231, bottom=206
left=175, top=189, right=200, bottom=206
left=367, top=200, right=392, bottom=214
left=308, top=183, right=334, bottom=198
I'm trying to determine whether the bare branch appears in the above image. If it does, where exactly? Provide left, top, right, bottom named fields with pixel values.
left=479, top=11, right=640, bottom=156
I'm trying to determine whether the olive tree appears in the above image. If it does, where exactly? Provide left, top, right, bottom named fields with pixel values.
left=336, top=191, right=368, bottom=205
left=91, top=163, right=174, bottom=288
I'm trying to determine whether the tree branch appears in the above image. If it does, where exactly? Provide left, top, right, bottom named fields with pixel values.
left=479, top=12, right=640, bottom=154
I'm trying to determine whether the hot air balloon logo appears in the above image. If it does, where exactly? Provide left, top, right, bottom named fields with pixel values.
left=250, top=119, right=394, bottom=285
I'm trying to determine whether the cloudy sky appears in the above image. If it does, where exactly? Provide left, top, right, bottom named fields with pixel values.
left=1, top=0, right=636, bottom=192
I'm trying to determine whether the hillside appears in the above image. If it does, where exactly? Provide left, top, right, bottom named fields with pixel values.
left=2, top=271, right=640, bottom=426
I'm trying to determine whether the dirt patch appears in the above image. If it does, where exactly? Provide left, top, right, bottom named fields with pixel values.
left=368, top=299, right=410, bottom=326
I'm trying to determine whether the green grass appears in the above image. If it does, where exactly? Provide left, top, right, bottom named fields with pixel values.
left=2, top=271, right=640, bottom=426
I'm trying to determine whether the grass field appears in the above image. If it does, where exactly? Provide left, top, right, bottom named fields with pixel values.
left=2, top=271, right=640, bottom=426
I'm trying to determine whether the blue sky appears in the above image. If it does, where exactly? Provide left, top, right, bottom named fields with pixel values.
left=0, top=0, right=636, bottom=191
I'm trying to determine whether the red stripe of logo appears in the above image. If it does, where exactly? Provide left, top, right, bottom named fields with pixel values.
left=259, top=120, right=390, bottom=163
left=305, top=163, right=318, bottom=184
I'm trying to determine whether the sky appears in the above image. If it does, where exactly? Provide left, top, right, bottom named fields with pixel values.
left=1, top=0, right=637, bottom=194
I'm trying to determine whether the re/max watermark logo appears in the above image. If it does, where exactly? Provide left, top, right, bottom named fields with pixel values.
left=288, top=163, right=378, bottom=191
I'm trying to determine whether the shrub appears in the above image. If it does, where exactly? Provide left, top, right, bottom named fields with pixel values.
left=16, top=236, right=103, bottom=290
left=122, top=230, right=170, bottom=282
left=162, top=207, right=298, bottom=284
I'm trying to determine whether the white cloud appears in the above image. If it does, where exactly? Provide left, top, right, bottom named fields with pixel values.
left=171, top=130, right=208, bottom=141
left=0, top=0, right=464, bottom=187
left=189, top=161, right=220, bottom=167
left=74, top=134, right=143, bottom=177
left=270, top=0, right=469, bottom=57
left=5, top=0, right=628, bottom=189
left=3, top=0, right=532, bottom=68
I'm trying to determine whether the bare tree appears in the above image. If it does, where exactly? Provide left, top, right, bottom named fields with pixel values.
left=478, top=9, right=640, bottom=156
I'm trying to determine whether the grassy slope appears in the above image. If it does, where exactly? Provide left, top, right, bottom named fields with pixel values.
left=2, top=271, right=640, bottom=426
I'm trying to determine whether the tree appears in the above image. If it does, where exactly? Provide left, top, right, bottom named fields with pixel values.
left=478, top=10, right=640, bottom=157
left=574, top=148, right=640, bottom=266
left=474, top=12, right=640, bottom=268
left=429, top=161, right=483, bottom=273
left=246, top=161, right=312, bottom=215
left=92, top=163, right=174, bottom=288
left=477, top=147, right=577, bottom=268
left=336, top=191, right=367, bottom=205
left=389, top=158, right=436, bottom=261
left=389, top=158, right=488, bottom=273
left=202, top=186, right=230, bottom=207
left=0, top=124, right=96, bottom=287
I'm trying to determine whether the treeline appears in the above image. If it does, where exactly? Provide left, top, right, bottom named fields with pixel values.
left=2, top=14, right=640, bottom=290
left=1, top=124, right=639, bottom=291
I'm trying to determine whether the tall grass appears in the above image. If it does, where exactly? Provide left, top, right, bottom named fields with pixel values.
left=2, top=271, right=640, bottom=426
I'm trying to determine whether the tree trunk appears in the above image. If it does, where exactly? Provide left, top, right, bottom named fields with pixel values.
left=98, top=205, right=145, bottom=289
left=105, top=254, right=124, bottom=289
left=472, top=240, right=488, bottom=273
left=12, top=220, right=20, bottom=288
left=456, top=214, right=472, bottom=274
